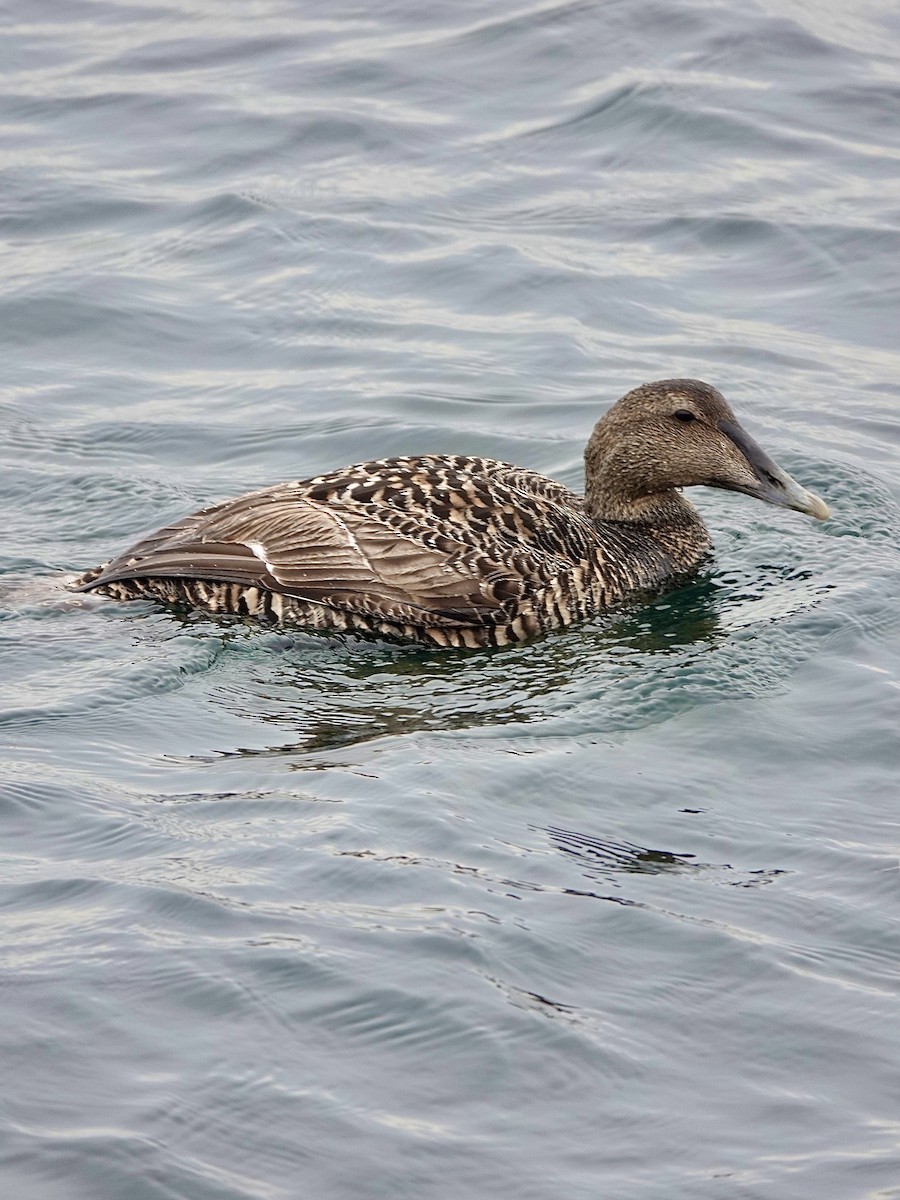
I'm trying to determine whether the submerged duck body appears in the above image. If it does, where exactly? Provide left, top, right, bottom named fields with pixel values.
left=70, top=380, right=829, bottom=647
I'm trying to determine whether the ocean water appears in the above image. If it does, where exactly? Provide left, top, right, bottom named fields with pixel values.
left=2, top=1, right=900, bottom=1197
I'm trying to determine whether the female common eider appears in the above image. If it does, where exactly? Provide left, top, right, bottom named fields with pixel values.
left=70, top=379, right=829, bottom=648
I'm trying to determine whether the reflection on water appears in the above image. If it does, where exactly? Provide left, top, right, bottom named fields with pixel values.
left=156, top=552, right=855, bottom=759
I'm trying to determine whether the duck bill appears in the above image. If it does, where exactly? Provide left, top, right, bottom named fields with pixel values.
left=717, top=419, right=830, bottom=520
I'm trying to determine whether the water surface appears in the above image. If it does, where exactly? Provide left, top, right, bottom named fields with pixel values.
left=2, top=1, right=900, bottom=1197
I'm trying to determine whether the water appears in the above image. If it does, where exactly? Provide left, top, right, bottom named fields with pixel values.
left=3, top=1, right=900, bottom=1196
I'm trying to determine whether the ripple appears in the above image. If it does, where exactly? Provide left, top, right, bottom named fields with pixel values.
left=0, top=620, right=225, bottom=730
left=3, top=0, right=900, bottom=1195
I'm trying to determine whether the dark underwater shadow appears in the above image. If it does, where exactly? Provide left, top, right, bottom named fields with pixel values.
left=541, top=824, right=785, bottom=887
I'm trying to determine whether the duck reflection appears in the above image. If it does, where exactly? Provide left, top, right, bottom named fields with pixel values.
left=171, top=558, right=827, bottom=760
left=591, top=571, right=724, bottom=653
left=192, top=571, right=731, bottom=756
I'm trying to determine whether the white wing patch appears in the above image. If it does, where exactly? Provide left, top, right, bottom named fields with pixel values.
left=243, top=539, right=276, bottom=573
left=328, top=510, right=366, bottom=561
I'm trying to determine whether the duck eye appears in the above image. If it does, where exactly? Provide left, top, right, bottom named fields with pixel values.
left=673, top=410, right=696, bottom=423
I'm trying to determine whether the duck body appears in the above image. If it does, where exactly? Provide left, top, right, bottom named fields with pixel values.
left=71, top=453, right=710, bottom=647
left=70, top=380, right=828, bottom=647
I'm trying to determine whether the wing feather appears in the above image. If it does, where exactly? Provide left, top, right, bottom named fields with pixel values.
left=80, top=493, right=515, bottom=623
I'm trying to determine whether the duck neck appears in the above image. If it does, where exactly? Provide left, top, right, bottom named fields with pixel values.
left=583, top=453, right=711, bottom=569
left=583, top=429, right=703, bottom=528
left=584, top=481, right=698, bottom=526
left=583, top=455, right=701, bottom=527
left=584, top=479, right=711, bottom=577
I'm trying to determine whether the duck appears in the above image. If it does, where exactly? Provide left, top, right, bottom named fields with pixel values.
left=69, top=379, right=829, bottom=648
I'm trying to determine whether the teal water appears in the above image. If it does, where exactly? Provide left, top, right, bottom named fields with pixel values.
left=3, top=1, right=900, bottom=1197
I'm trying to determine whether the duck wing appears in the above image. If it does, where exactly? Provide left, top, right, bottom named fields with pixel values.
left=73, top=456, right=592, bottom=628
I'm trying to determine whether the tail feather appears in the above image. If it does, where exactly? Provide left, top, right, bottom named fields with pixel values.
left=67, top=563, right=111, bottom=591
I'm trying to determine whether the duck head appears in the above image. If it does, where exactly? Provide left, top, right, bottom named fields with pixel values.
left=584, top=379, right=829, bottom=523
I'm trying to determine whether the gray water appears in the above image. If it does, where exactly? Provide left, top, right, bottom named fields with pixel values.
left=3, top=1, right=900, bottom=1197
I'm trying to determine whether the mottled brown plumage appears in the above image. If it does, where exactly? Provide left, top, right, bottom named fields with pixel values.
left=69, top=379, right=828, bottom=647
